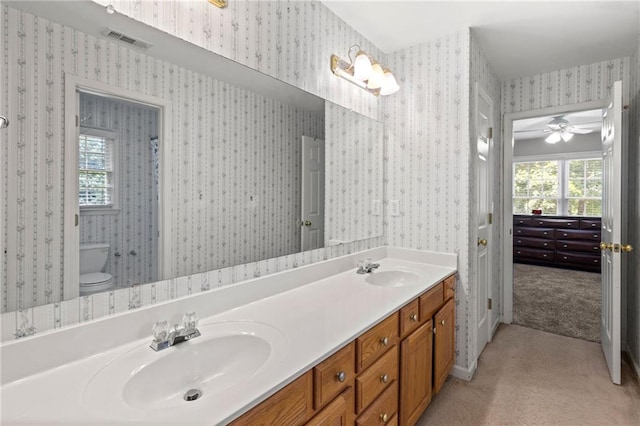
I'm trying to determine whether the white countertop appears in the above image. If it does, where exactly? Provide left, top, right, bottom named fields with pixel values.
left=0, top=247, right=456, bottom=425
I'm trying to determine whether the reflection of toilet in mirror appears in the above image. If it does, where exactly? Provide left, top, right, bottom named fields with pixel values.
left=79, top=243, right=114, bottom=296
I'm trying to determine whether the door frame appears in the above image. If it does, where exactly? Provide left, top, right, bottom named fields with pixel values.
left=501, top=99, right=606, bottom=323
left=63, top=73, right=173, bottom=300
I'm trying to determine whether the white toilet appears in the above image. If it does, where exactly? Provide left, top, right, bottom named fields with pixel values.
left=79, top=243, right=114, bottom=295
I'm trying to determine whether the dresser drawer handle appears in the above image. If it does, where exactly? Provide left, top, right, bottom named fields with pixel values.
left=543, top=243, right=548, bottom=247
left=380, top=413, right=389, bottom=423
left=594, top=234, right=598, bottom=238
left=410, top=313, right=418, bottom=322
left=594, top=260, right=599, bottom=263
left=380, top=374, right=389, bottom=384
left=544, top=232, right=549, bottom=235
left=543, top=254, right=547, bottom=258
left=563, top=233, right=568, bottom=237
left=336, top=371, right=346, bottom=383
left=563, top=244, right=568, bottom=248
left=380, top=336, right=389, bottom=346
left=564, top=256, right=568, bottom=260
left=592, top=223, right=597, bottom=227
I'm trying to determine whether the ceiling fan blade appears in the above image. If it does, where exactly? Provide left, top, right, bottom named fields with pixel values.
left=568, top=128, right=593, bottom=134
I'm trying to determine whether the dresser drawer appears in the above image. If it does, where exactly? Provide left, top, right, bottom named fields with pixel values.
left=513, top=216, right=533, bottom=226
left=580, top=219, right=601, bottom=230
left=556, top=251, right=600, bottom=267
left=355, top=346, right=398, bottom=413
left=513, top=227, right=554, bottom=238
left=531, top=218, right=580, bottom=228
left=356, top=313, right=398, bottom=373
left=313, top=342, right=355, bottom=409
left=399, top=299, right=422, bottom=339
left=513, top=236, right=553, bottom=249
left=419, top=282, right=444, bottom=319
left=514, top=247, right=554, bottom=262
left=443, top=275, right=455, bottom=301
left=556, top=229, right=601, bottom=241
left=556, top=240, right=601, bottom=253
left=355, top=381, right=398, bottom=426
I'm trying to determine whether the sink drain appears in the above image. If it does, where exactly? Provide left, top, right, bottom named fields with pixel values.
left=184, top=388, right=202, bottom=402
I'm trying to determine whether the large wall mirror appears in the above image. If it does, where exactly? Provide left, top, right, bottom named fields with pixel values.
left=2, top=1, right=384, bottom=318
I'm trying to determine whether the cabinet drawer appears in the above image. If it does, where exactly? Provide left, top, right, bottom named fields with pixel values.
left=556, top=251, right=600, bottom=267
left=513, top=227, right=554, bottom=238
left=306, top=387, right=353, bottom=426
left=580, top=219, right=601, bottom=230
left=355, top=381, right=398, bottom=426
left=443, top=275, right=455, bottom=301
left=399, top=299, right=422, bottom=339
left=513, top=216, right=533, bottom=226
left=556, top=229, right=601, bottom=241
left=314, top=342, right=355, bottom=409
left=531, top=218, right=580, bottom=228
left=556, top=240, right=600, bottom=253
left=513, top=236, right=553, bottom=249
left=231, top=371, right=314, bottom=426
left=419, top=283, right=444, bottom=320
left=356, top=346, right=398, bottom=413
left=513, top=247, right=554, bottom=262
left=356, top=313, right=399, bottom=373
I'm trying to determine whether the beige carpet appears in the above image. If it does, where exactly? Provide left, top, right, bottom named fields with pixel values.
left=417, top=325, right=640, bottom=426
left=513, top=263, right=601, bottom=342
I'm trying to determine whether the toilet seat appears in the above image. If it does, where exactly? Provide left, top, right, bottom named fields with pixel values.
left=80, top=272, right=114, bottom=295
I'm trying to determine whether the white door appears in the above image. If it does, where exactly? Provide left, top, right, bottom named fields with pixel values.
left=301, top=136, right=325, bottom=251
left=476, top=84, right=493, bottom=357
left=600, top=81, right=627, bottom=385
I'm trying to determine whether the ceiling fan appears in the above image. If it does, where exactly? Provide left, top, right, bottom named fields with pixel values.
left=543, top=115, right=594, bottom=144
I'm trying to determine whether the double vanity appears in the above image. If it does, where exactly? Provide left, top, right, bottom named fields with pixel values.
left=0, top=247, right=456, bottom=425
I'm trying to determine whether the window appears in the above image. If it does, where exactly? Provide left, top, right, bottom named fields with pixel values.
left=79, top=130, right=116, bottom=209
left=513, top=157, right=602, bottom=216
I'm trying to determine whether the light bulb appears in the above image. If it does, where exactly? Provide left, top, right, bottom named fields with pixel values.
left=367, top=62, right=385, bottom=90
left=561, top=132, right=574, bottom=142
left=353, top=52, right=373, bottom=81
left=380, top=70, right=400, bottom=96
left=545, top=132, right=561, bottom=144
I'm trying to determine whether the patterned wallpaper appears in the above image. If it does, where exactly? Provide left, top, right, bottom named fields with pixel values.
left=384, top=30, right=473, bottom=371
left=0, top=3, right=386, bottom=338
left=469, top=32, right=503, bottom=339
left=325, top=102, right=384, bottom=245
left=628, top=38, right=640, bottom=368
left=79, top=93, right=159, bottom=289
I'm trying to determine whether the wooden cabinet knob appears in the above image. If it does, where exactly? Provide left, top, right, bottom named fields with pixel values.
left=380, top=413, right=389, bottom=423
left=380, top=336, right=389, bottom=346
left=440, top=319, right=445, bottom=326
left=410, top=313, right=418, bottom=322
left=380, top=374, right=389, bottom=383
left=336, top=371, right=346, bottom=382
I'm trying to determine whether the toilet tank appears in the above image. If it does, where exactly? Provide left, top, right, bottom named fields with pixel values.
left=79, top=243, right=110, bottom=275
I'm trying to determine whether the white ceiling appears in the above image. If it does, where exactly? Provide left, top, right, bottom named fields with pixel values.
left=513, top=109, right=603, bottom=140
left=320, top=1, right=640, bottom=80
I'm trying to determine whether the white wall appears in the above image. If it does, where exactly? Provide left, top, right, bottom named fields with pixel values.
left=514, top=133, right=601, bottom=157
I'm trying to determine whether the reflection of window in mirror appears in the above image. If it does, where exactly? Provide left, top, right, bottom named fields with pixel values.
left=79, top=128, right=119, bottom=213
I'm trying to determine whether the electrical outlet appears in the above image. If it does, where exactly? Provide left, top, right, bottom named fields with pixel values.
left=390, top=200, right=400, bottom=217
left=372, top=200, right=381, bottom=216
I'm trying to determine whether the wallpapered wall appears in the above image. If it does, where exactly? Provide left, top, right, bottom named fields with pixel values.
left=79, top=93, right=159, bottom=290
left=384, top=31, right=474, bottom=372
left=325, top=102, right=384, bottom=245
left=469, top=32, right=502, bottom=341
left=0, top=2, right=385, bottom=339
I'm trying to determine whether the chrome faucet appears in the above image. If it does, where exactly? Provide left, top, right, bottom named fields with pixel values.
left=150, top=312, right=201, bottom=351
left=357, top=259, right=380, bottom=274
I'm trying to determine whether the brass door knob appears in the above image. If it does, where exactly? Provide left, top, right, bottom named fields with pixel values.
left=621, top=244, right=634, bottom=253
left=303, top=220, right=312, bottom=227
left=336, top=371, right=346, bottom=383
left=410, top=313, right=418, bottom=322
left=380, top=413, right=389, bottom=423
left=600, top=242, right=613, bottom=251
left=380, top=374, right=389, bottom=383
left=380, top=336, right=389, bottom=346
left=478, top=238, right=487, bottom=246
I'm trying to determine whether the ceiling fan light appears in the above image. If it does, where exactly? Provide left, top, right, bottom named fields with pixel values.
left=545, top=133, right=561, bottom=144
left=353, top=51, right=373, bottom=81
left=561, top=132, right=574, bottom=142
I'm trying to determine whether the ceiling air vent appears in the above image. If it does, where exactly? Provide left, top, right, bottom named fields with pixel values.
left=102, top=28, right=152, bottom=50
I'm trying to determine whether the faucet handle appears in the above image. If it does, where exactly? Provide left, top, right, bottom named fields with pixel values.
left=152, top=320, right=170, bottom=342
left=182, top=312, right=198, bottom=329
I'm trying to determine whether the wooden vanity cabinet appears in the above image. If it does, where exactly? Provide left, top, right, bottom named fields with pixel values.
left=231, top=274, right=456, bottom=426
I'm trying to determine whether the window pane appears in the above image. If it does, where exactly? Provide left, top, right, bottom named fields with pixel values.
left=569, top=199, right=602, bottom=216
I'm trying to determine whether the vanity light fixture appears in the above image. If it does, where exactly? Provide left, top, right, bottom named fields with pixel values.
left=208, top=0, right=227, bottom=8
left=331, top=45, right=399, bottom=96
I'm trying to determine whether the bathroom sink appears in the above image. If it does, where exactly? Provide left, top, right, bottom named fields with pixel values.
left=83, top=321, right=286, bottom=414
left=364, top=270, right=423, bottom=288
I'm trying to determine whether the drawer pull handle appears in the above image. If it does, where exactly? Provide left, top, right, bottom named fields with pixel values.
left=564, top=256, right=568, bottom=260
left=380, top=413, right=389, bottom=423
left=380, top=374, right=389, bottom=383
left=439, top=319, right=446, bottom=326
left=594, top=260, right=599, bottom=263
left=380, top=336, right=389, bottom=346
left=410, top=313, right=418, bottom=322
left=336, top=371, right=346, bottom=383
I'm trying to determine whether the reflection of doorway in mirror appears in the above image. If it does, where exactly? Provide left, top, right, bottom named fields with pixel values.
left=301, top=135, right=325, bottom=251
left=78, top=92, right=160, bottom=295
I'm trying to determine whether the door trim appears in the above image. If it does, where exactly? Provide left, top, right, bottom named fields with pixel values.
left=501, top=99, right=606, bottom=323
left=63, top=74, right=173, bottom=300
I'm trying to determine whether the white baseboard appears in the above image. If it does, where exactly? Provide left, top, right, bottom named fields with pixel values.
left=451, top=361, right=477, bottom=382
left=624, top=343, right=640, bottom=379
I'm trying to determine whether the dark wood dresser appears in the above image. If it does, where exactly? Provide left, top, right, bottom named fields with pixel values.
left=513, top=215, right=601, bottom=273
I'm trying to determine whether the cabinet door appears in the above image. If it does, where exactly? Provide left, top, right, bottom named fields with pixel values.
left=433, top=299, right=455, bottom=394
left=399, top=320, right=433, bottom=426
left=306, top=387, right=354, bottom=426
